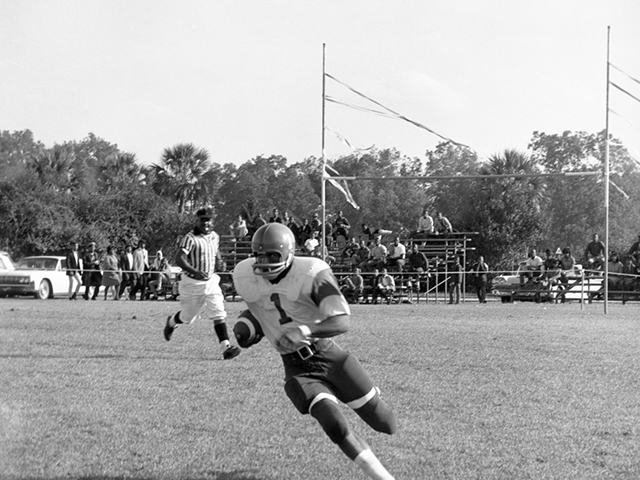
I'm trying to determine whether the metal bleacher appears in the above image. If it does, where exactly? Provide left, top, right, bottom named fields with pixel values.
left=220, top=232, right=479, bottom=303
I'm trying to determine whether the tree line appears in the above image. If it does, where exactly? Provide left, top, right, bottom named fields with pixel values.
left=1, top=128, right=639, bottom=270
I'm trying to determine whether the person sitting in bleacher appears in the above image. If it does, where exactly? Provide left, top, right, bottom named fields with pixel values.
left=229, top=214, right=249, bottom=241
left=363, top=269, right=380, bottom=304
left=406, top=243, right=429, bottom=272
left=386, top=236, right=406, bottom=272
left=414, top=210, right=434, bottom=238
left=621, top=256, right=639, bottom=304
left=519, top=249, right=544, bottom=285
left=584, top=233, right=606, bottom=273
left=341, top=268, right=364, bottom=304
left=541, top=248, right=561, bottom=285
left=607, top=253, right=624, bottom=291
left=340, top=237, right=359, bottom=265
left=434, top=211, right=453, bottom=235
left=366, top=235, right=387, bottom=272
left=333, top=210, right=351, bottom=242
left=354, top=240, right=371, bottom=271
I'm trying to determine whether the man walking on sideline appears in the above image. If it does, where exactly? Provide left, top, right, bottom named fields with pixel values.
left=163, top=207, right=240, bottom=360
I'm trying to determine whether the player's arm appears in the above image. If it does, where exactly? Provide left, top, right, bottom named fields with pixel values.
left=276, top=314, right=349, bottom=352
left=175, top=250, right=208, bottom=280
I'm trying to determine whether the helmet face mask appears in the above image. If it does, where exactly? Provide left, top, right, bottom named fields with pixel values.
left=251, top=224, right=296, bottom=279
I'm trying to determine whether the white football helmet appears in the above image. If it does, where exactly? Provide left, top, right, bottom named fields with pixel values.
left=251, top=223, right=296, bottom=279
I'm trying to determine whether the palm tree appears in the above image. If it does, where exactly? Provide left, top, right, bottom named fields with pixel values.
left=480, top=148, right=547, bottom=211
left=150, top=144, right=213, bottom=214
left=99, top=153, right=143, bottom=193
left=28, top=145, right=75, bottom=191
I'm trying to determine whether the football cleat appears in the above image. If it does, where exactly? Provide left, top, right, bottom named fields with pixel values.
left=223, top=345, right=241, bottom=360
left=164, top=315, right=177, bottom=341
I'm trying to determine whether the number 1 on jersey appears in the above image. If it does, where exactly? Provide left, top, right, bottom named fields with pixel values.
left=270, top=293, right=293, bottom=324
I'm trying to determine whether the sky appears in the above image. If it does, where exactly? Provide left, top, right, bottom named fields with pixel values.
left=2, top=1, right=639, bottom=167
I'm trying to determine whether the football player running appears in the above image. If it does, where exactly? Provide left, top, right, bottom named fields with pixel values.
left=233, top=223, right=397, bottom=480
left=163, top=207, right=240, bottom=360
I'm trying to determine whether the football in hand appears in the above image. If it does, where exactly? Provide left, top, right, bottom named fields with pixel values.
left=233, top=309, right=264, bottom=348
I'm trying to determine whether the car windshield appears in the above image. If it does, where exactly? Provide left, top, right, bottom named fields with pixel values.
left=16, top=258, right=59, bottom=270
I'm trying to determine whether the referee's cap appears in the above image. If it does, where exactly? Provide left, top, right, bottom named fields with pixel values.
left=196, top=207, right=215, bottom=219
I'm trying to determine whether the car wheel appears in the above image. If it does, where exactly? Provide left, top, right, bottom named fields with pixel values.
left=35, top=280, right=52, bottom=300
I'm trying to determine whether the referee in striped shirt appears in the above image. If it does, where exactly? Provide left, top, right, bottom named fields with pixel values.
left=163, top=207, right=240, bottom=360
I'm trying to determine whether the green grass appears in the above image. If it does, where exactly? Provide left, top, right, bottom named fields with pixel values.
left=1, top=298, right=639, bottom=479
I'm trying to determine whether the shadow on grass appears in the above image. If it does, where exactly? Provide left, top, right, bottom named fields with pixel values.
left=36, top=472, right=267, bottom=480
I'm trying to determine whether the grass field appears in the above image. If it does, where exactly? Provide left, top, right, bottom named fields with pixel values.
left=1, top=297, right=639, bottom=480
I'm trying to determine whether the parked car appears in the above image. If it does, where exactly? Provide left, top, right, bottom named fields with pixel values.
left=0, top=251, right=15, bottom=271
left=490, top=264, right=602, bottom=303
left=0, top=256, right=68, bottom=299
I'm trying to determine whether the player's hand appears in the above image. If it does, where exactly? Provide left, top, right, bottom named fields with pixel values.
left=193, top=270, right=209, bottom=281
left=276, top=325, right=310, bottom=353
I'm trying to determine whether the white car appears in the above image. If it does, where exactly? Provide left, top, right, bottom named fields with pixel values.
left=0, top=256, right=68, bottom=300
left=0, top=251, right=15, bottom=271
left=490, top=264, right=603, bottom=302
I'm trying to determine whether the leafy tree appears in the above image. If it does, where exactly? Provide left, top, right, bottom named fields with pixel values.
left=528, top=129, right=639, bottom=256
left=466, top=149, right=549, bottom=269
left=98, top=152, right=143, bottom=193
left=0, top=129, right=44, bottom=181
left=424, top=142, right=480, bottom=231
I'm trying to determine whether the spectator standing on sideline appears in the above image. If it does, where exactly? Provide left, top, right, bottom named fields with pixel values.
left=129, top=240, right=149, bottom=300
left=82, top=241, right=102, bottom=300
left=584, top=233, right=606, bottom=272
left=232, top=223, right=397, bottom=480
left=415, top=210, right=434, bottom=237
left=434, top=211, right=453, bottom=235
left=118, top=244, right=134, bottom=300
left=448, top=256, right=463, bottom=304
left=100, top=245, right=121, bottom=300
left=473, top=255, right=489, bottom=303
left=148, top=250, right=171, bottom=300
left=163, top=207, right=241, bottom=360
left=66, top=241, right=82, bottom=300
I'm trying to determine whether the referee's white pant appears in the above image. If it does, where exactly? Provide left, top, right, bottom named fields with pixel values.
left=178, top=273, right=227, bottom=324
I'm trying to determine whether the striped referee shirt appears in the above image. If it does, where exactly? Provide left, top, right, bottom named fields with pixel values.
left=179, top=229, right=220, bottom=277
